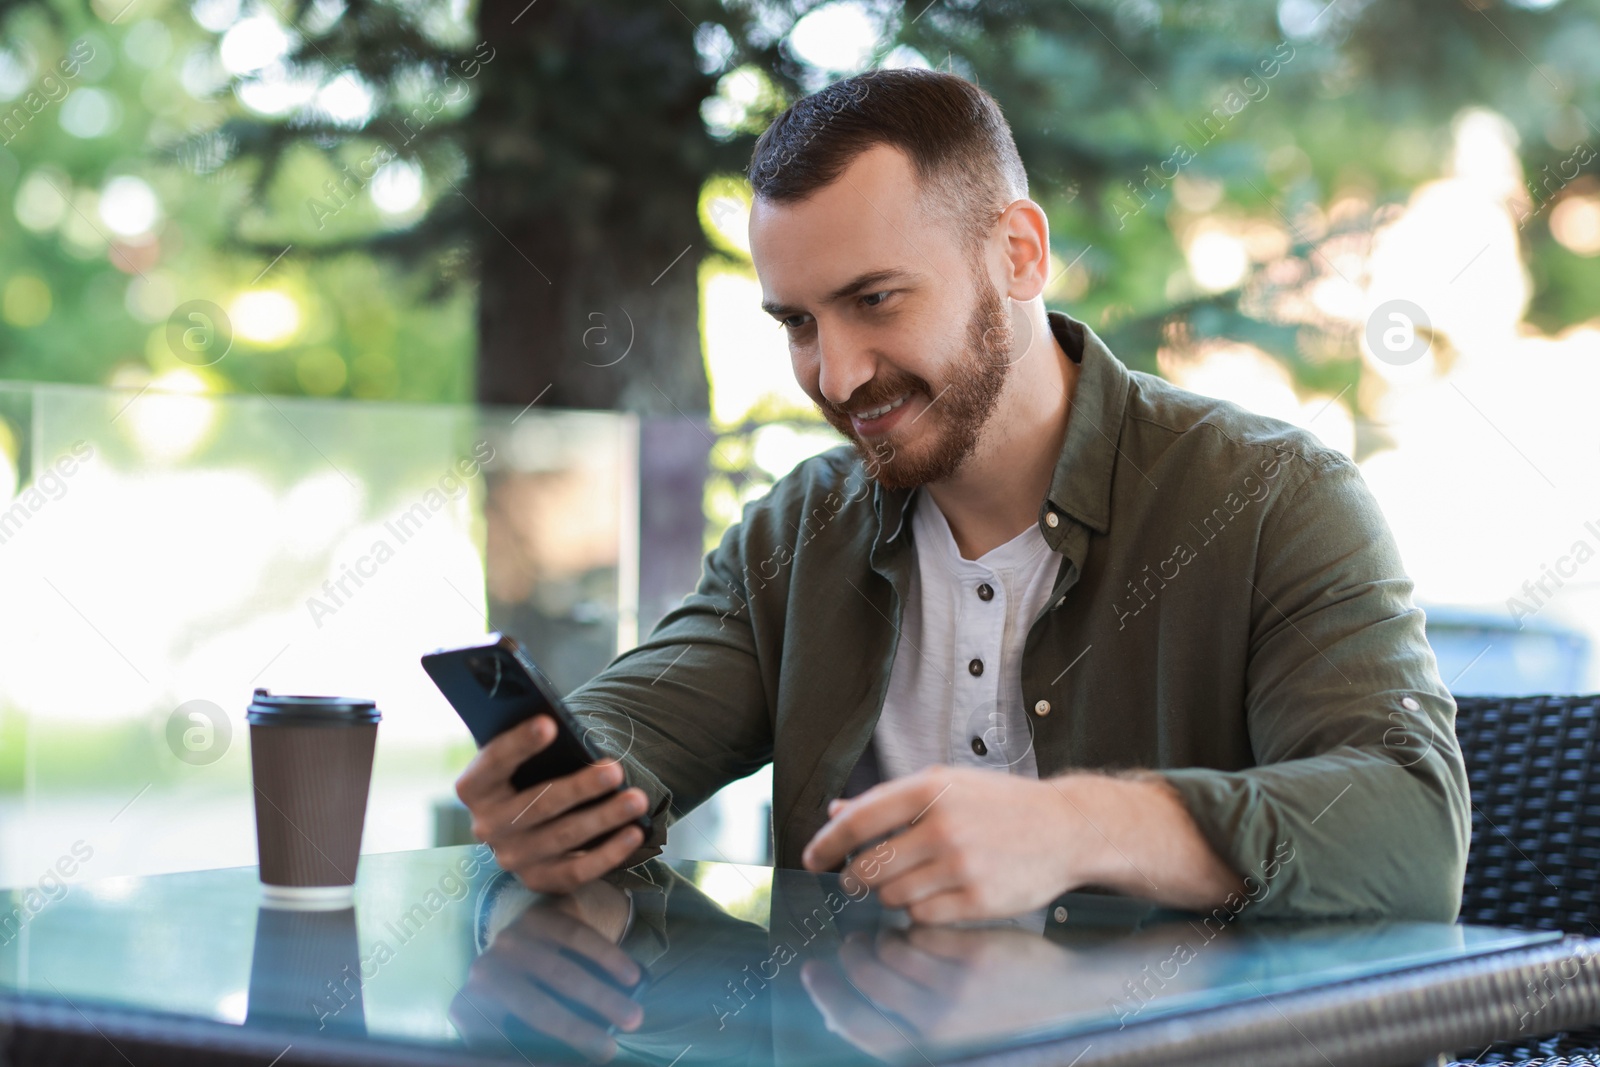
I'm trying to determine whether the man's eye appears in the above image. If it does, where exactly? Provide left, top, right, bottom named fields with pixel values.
left=780, top=315, right=810, bottom=330
left=861, top=291, right=891, bottom=308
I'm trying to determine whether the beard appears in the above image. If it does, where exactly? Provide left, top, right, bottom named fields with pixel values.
left=816, top=271, right=1015, bottom=491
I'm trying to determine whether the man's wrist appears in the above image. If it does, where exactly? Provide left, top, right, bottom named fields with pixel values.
left=1041, top=773, right=1118, bottom=895
left=1046, top=772, right=1173, bottom=894
left=1046, top=769, right=1246, bottom=910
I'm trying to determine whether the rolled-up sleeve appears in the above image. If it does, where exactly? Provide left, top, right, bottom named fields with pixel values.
left=563, top=505, right=776, bottom=862
left=1158, top=452, right=1472, bottom=921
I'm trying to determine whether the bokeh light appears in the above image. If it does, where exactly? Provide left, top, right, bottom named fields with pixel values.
left=1551, top=195, right=1600, bottom=256
left=295, top=346, right=349, bottom=394
left=229, top=289, right=301, bottom=344
left=218, top=14, right=291, bottom=75
left=122, top=19, right=173, bottom=68
left=0, top=50, right=32, bottom=98
left=13, top=170, right=69, bottom=232
left=98, top=175, right=162, bottom=236
left=121, top=367, right=218, bottom=462
left=314, top=71, right=375, bottom=126
left=190, top=0, right=241, bottom=33
left=236, top=61, right=317, bottom=115
left=2, top=274, right=52, bottom=327
left=1186, top=229, right=1251, bottom=292
left=59, top=87, right=122, bottom=138
left=788, top=2, right=882, bottom=72
left=370, top=158, right=423, bottom=214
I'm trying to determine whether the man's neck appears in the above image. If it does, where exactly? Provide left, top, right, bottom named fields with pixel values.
left=925, top=311, right=1078, bottom=561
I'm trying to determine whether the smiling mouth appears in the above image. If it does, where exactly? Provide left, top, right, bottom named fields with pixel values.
left=854, top=394, right=910, bottom=421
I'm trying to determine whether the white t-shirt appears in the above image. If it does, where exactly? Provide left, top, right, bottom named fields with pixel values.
left=872, top=488, right=1064, bottom=781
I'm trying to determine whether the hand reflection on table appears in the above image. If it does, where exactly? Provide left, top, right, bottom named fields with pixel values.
left=799, top=921, right=1196, bottom=1061
left=448, top=879, right=648, bottom=1063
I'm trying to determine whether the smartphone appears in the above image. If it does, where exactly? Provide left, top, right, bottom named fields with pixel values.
left=422, top=633, right=651, bottom=841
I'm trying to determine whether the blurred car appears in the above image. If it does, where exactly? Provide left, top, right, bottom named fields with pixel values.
left=1421, top=604, right=1592, bottom=697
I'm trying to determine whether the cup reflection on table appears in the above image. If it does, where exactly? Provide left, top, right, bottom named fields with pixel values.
left=245, top=903, right=368, bottom=1038
left=449, top=894, right=650, bottom=1064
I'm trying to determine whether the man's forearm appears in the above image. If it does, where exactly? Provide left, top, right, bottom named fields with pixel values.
left=1047, top=772, right=1246, bottom=912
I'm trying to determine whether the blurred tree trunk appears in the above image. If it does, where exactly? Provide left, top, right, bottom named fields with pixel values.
left=473, top=226, right=709, bottom=413
left=470, top=0, right=730, bottom=659
left=468, top=0, right=717, bottom=415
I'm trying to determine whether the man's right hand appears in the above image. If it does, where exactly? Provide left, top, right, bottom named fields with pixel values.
left=454, top=715, right=650, bottom=894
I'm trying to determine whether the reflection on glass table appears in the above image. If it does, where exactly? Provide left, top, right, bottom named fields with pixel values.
left=0, top=845, right=1567, bottom=1067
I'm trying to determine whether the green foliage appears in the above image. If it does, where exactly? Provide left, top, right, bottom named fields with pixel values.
left=3, top=0, right=1598, bottom=425
left=894, top=0, right=1600, bottom=437
left=0, top=0, right=474, bottom=400
left=0, top=708, right=175, bottom=793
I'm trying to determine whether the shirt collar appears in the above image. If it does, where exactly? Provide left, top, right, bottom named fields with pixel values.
left=871, top=308, right=1130, bottom=554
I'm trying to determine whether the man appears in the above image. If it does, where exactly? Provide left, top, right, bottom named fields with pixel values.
left=455, top=68, right=1470, bottom=925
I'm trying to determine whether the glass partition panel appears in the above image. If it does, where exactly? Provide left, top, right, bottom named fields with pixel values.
left=0, top=381, right=638, bottom=887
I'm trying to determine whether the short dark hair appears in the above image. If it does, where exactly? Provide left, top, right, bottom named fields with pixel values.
left=746, top=68, right=1029, bottom=261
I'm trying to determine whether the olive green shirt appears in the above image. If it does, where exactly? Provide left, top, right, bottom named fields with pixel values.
left=567, top=309, right=1471, bottom=922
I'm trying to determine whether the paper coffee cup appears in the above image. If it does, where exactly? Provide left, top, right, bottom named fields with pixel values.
left=247, top=689, right=380, bottom=907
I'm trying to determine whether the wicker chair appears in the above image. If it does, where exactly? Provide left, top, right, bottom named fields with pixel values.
left=1445, top=693, right=1600, bottom=1066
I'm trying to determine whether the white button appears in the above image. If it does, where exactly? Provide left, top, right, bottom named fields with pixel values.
left=1053, top=906, right=1068, bottom=923
left=1401, top=696, right=1420, bottom=711
left=1033, top=700, right=1051, bottom=717
left=1044, top=512, right=1060, bottom=529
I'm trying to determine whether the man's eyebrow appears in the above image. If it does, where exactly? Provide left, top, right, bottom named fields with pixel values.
left=760, top=268, right=920, bottom=318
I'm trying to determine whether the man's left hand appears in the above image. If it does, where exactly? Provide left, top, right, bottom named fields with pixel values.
left=801, top=766, right=1094, bottom=923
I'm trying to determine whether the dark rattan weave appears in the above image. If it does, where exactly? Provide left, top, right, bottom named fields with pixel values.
left=1454, top=695, right=1600, bottom=933
left=1446, top=694, right=1600, bottom=1066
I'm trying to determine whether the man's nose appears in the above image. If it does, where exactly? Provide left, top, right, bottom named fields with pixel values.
left=815, top=323, right=878, bottom=409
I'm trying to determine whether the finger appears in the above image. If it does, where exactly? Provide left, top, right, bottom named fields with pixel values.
left=873, top=855, right=964, bottom=913
left=514, top=824, right=643, bottom=895
left=546, top=789, right=649, bottom=854
left=802, top=775, right=943, bottom=873
left=837, top=933, right=940, bottom=1027
left=902, top=924, right=990, bottom=962
left=561, top=824, right=647, bottom=887
left=515, top=910, right=642, bottom=987
left=841, top=824, right=936, bottom=891
left=499, top=761, right=627, bottom=833
left=455, top=715, right=556, bottom=806
left=447, top=988, right=505, bottom=1047
left=472, top=955, right=619, bottom=1062
left=905, top=887, right=980, bottom=925
left=871, top=930, right=960, bottom=992
left=498, top=941, right=644, bottom=1032
left=508, top=947, right=640, bottom=1030
left=798, top=959, right=912, bottom=1060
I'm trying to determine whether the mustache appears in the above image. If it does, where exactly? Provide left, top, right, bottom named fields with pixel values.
left=818, top=373, right=930, bottom=420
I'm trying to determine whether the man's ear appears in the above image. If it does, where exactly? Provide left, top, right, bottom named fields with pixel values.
left=997, top=198, right=1051, bottom=302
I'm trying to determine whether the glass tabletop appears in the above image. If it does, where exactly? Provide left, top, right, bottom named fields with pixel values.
left=0, top=845, right=1561, bottom=1066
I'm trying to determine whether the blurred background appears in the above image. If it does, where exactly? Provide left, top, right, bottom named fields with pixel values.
left=2, top=0, right=1600, bottom=892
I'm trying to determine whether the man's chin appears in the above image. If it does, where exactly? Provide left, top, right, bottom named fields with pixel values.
left=847, top=435, right=955, bottom=491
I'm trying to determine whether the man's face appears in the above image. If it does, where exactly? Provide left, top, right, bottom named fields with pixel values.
left=749, top=144, right=1015, bottom=490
